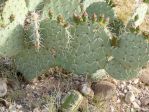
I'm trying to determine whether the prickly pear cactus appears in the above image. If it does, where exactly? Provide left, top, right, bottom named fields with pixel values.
left=61, top=90, right=83, bottom=112
left=106, top=33, right=149, bottom=80
left=25, top=0, right=44, bottom=11
left=0, top=0, right=28, bottom=57
left=59, top=22, right=111, bottom=75
left=42, top=0, right=82, bottom=20
left=0, top=0, right=149, bottom=81
left=15, top=48, right=55, bottom=80
left=86, top=2, right=115, bottom=21
left=15, top=19, right=111, bottom=80
left=0, top=23, right=25, bottom=57
left=15, top=19, right=66, bottom=80
left=80, top=0, right=105, bottom=11
left=0, top=0, right=27, bottom=26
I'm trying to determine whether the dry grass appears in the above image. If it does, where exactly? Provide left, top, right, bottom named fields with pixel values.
left=113, top=0, right=136, bottom=24
left=140, top=12, right=149, bottom=33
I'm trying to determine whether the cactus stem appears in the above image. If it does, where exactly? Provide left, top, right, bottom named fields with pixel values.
left=31, top=11, right=42, bottom=51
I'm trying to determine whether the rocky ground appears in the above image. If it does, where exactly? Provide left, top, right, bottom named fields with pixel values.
left=1, top=58, right=149, bottom=112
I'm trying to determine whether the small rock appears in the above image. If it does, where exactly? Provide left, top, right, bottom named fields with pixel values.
left=110, top=105, right=115, bottom=112
left=0, top=79, right=7, bottom=97
left=80, top=83, right=94, bottom=98
left=119, top=82, right=126, bottom=91
left=133, top=79, right=139, bottom=85
left=132, top=102, right=140, bottom=109
left=91, top=69, right=108, bottom=81
left=127, top=85, right=141, bottom=95
left=41, top=108, right=49, bottom=112
left=140, top=96, right=149, bottom=106
left=140, top=69, right=149, bottom=85
left=123, top=89, right=127, bottom=94
left=125, top=92, right=135, bottom=103
left=121, top=81, right=126, bottom=86
left=91, top=81, right=116, bottom=100
left=116, top=98, right=121, bottom=103
left=88, top=104, right=99, bottom=112
left=9, top=104, right=17, bottom=112
left=111, top=78, right=118, bottom=85
left=128, top=80, right=132, bottom=84
left=33, top=107, right=41, bottom=112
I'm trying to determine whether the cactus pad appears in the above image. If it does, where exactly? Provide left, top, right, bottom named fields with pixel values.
left=80, top=0, right=105, bottom=11
left=106, top=59, right=139, bottom=80
left=86, top=2, right=115, bottom=21
left=25, top=0, right=44, bottom=11
left=61, top=90, right=83, bottom=112
left=62, top=22, right=111, bottom=75
left=0, top=23, right=25, bottom=57
left=1, top=0, right=27, bottom=26
left=42, top=0, right=81, bottom=20
left=15, top=19, right=111, bottom=80
left=106, top=33, right=149, bottom=80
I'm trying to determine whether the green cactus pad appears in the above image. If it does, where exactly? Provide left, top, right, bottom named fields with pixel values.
left=17, top=19, right=111, bottom=80
left=86, top=2, right=115, bottom=21
left=25, top=0, right=44, bottom=11
left=42, top=0, right=82, bottom=20
left=0, top=23, right=25, bottom=57
left=106, top=33, right=149, bottom=80
left=113, top=33, right=149, bottom=69
left=15, top=19, right=67, bottom=80
left=1, top=0, right=27, bottom=26
left=61, top=90, right=83, bottom=112
left=15, top=48, right=55, bottom=80
left=62, top=22, right=111, bottom=75
left=106, top=59, right=139, bottom=80
left=80, top=0, right=105, bottom=11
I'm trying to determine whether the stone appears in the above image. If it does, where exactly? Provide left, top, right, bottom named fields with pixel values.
left=0, top=78, right=7, bottom=97
left=91, top=81, right=116, bottom=101
left=33, top=107, right=41, bottom=112
left=90, top=69, right=108, bottom=81
left=9, top=104, right=18, bottom=112
left=133, top=79, right=139, bottom=85
left=140, top=96, right=149, bottom=106
left=88, top=104, right=99, bottom=112
left=127, top=85, right=141, bottom=95
left=80, top=83, right=94, bottom=99
left=132, top=102, right=140, bottom=109
left=125, top=91, right=135, bottom=103
left=140, top=69, right=149, bottom=85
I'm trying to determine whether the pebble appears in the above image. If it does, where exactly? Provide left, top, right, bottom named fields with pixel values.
left=140, top=96, right=149, bottom=106
left=0, top=79, right=7, bottom=97
left=127, top=85, right=141, bottom=95
left=9, top=104, right=17, bottom=112
left=33, top=107, right=41, bottom=112
left=125, top=92, right=135, bottom=103
left=133, top=79, right=139, bottom=85
left=80, top=83, right=94, bottom=98
left=123, top=89, right=127, bottom=94
left=132, top=102, right=140, bottom=109
left=88, top=104, right=99, bottom=112
left=91, top=81, right=116, bottom=100
left=140, top=69, right=149, bottom=85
